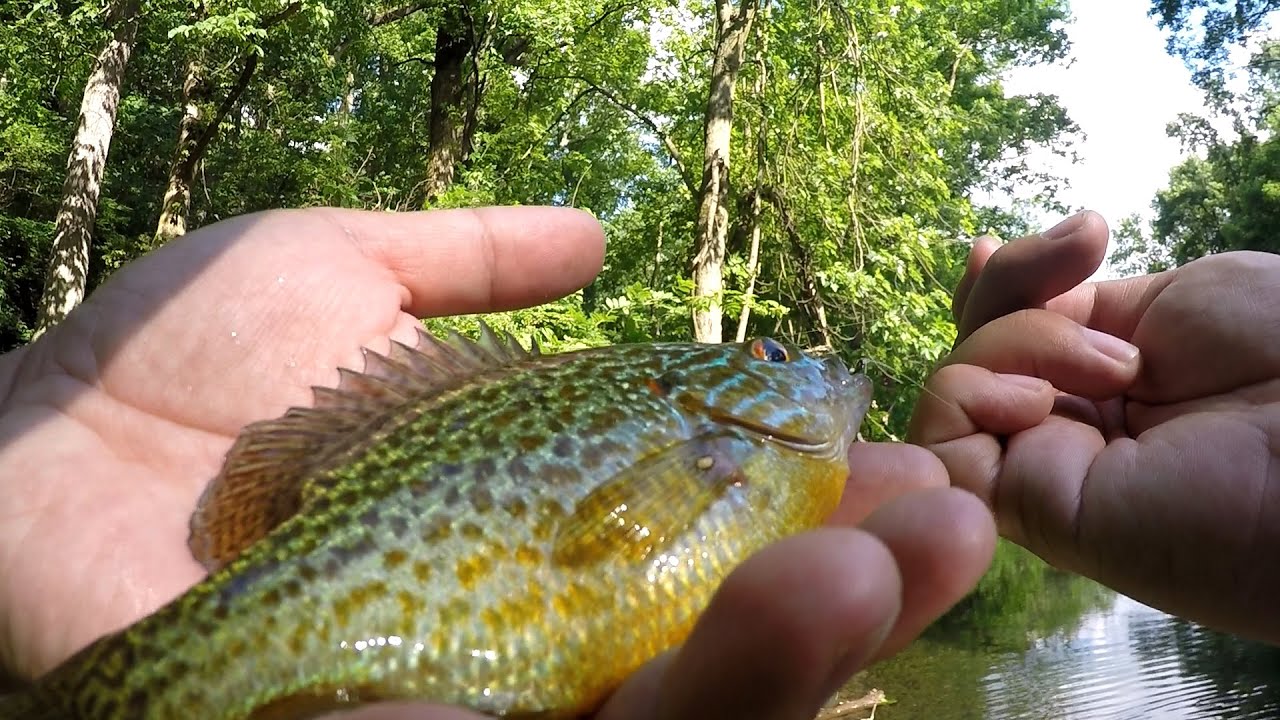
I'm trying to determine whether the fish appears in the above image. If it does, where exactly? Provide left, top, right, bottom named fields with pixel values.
left=1, top=323, right=872, bottom=720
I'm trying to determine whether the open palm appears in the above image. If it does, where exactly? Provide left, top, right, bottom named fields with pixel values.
left=0, top=206, right=604, bottom=681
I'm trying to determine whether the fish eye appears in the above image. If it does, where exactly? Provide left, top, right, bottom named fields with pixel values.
left=750, top=338, right=790, bottom=363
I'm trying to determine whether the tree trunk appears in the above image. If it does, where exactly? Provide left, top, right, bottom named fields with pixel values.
left=762, top=186, right=832, bottom=349
left=153, top=1, right=298, bottom=245
left=33, top=0, right=140, bottom=338
left=690, top=0, right=757, bottom=343
left=735, top=9, right=768, bottom=343
left=734, top=190, right=763, bottom=343
left=153, top=58, right=205, bottom=245
left=421, top=9, right=473, bottom=204
left=340, top=69, right=356, bottom=119
left=152, top=53, right=260, bottom=247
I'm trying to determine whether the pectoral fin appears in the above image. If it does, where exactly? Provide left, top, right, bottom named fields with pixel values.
left=551, top=432, right=758, bottom=568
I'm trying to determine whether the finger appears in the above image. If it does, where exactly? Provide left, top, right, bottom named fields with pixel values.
left=951, top=235, right=1001, bottom=322
left=860, top=488, right=996, bottom=661
left=829, top=442, right=950, bottom=526
left=945, top=309, right=1140, bottom=399
left=956, top=211, right=1109, bottom=340
left=320, top=206, right=606, bottom=317
left=911, top=362, right=1110, bottom=550
left=909, top=364, right=1057, bottom=447
left=996, top=415, right=1105, bottom=561
left=908, top=364, right=1056, bottom=506
left=650, top=528, right=901, bottom=720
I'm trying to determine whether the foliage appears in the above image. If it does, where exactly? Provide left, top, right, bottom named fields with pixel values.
left=0, top=0, right=1082, bottom=439
left=1150, top=0, right=1280, bottom=100
left=1110, top=33, right=1280, bottom=274
left=931, top=540, right=1114, bottom=653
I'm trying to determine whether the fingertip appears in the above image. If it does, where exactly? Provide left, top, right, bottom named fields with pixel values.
left=958, top=211, right=1110, bottom=337
left=946, top=309, right=1141, bottom=401
left=952, top=235, right=1002, bottom=323
left=908, top=363, right=1057, bottom=446
left=831, top=443, right=949, bottom=526
left=332, top=206, right=606, bottom=317
left=859, top=488, right=997, bottom=660
left=657, top=529, right=901, bottom=720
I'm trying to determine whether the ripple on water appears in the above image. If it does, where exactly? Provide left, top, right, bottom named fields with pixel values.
left=845, top=593, right=1280, bottom=720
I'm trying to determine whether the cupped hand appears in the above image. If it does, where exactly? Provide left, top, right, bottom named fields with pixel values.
left=910, top=210, right=1280, bottom=643
left=0, top=205, right=994, bottom=719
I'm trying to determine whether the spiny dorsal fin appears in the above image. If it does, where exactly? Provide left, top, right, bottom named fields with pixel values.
left=188, top=320, right=537, bottom=571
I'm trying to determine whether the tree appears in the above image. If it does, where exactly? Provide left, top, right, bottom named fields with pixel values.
left=152, top=0, right=313, bottom=246
left=421, top=3, right=483, bottom=204
left=33, top=0, right=141, bottom=337
left=689, top=0, right=758, bottom=343
left=1, top=0, right=1080, bottom=444
left=1111, top=37, right=1280, bottom=273
left=1150, top=0, right=1280, bottom=97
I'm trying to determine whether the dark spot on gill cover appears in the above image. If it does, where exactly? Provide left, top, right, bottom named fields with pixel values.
left=387, top=514, right=410, bottom=536
left=469, top=485, right=495, bottom=513
left=422, top=517, right=451, bottom=542
left=443, top=485, right=462, bottom=507
left=508, top=456, right=531, bottom=477
left=504, top=496, right=528, bottom=518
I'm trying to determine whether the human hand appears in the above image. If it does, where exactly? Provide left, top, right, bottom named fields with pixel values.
left=910, top=210, right=1280, bottom=643
left=0, top=205, right=993, bottom=718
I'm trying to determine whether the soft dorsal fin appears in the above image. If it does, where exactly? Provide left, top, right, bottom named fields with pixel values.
left=188, top=321, right=538, bottom=571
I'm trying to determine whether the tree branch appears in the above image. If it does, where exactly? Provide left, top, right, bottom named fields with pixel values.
left=369, top=0, right=433, bottom=27
left=260, top=1, right=303, bottom=29
left=539, top=74, right=695, bottom=197
left=191, top=53, right=259, bottom=162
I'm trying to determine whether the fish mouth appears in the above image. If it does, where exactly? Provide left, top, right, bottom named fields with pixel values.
left=677, top=392, right=835, bottom=455
left=706, top=408, right=837, bottom=456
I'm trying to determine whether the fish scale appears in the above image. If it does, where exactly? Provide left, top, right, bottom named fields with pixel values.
left=1, top=326, right=872, bottom=719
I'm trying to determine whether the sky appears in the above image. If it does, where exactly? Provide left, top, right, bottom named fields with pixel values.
left=989, top=0, right=1210, bottom=236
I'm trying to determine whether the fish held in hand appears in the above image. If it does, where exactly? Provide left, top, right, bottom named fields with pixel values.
left=4, top=325, right=873, bottom=719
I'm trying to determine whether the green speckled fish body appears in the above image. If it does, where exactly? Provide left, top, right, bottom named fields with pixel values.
left=6, top=326, right=872, bottom=720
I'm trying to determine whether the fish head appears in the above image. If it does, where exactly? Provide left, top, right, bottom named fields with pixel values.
left=669, top=337, right=872, bottom=460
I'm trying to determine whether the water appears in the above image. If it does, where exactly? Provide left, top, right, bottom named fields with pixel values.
left=838, top=543, right=1280, bottom=719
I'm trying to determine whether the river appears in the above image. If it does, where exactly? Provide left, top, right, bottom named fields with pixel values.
left=837, top=542, right=1280, bottom=719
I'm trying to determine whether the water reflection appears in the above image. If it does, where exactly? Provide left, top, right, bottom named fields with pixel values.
left=839, top=542, right=1280, bottom=719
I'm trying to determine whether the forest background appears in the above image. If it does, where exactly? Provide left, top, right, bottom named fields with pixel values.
left=3, top=0, right=1280, bottom=662
left=1, top=0, right=1278, bottom=440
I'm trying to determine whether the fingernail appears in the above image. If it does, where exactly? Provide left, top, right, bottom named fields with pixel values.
left=1083, top=327, right=1139, bottom=364
left=1040, top=211, right=1087, bottom=241
left=997, top=373, right=1050, bottom=391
